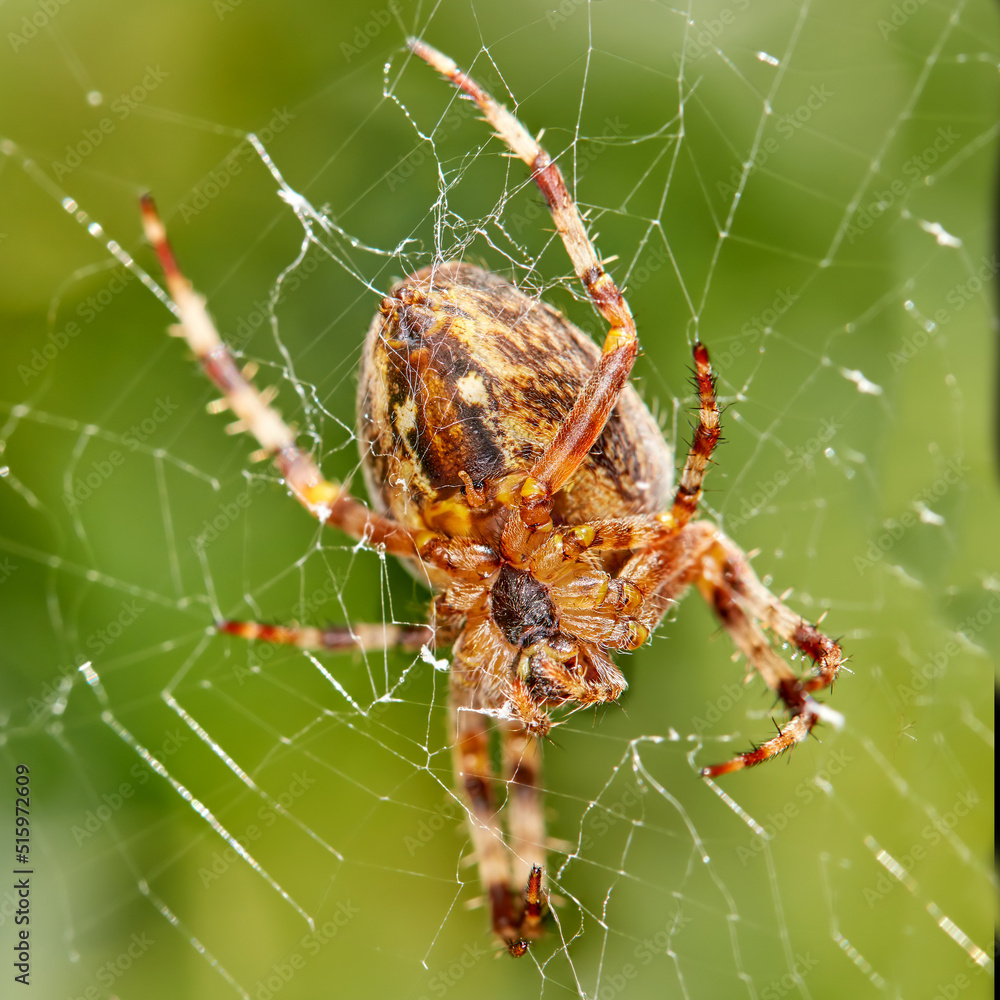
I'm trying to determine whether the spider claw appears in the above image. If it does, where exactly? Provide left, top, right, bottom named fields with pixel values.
left=523, top=864, right=545, bottom=921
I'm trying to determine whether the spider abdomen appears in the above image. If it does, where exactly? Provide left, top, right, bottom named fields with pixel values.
left=358, top=262, right=673, bottom=541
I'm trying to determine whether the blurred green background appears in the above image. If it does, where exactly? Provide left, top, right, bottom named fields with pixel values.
left=0, top=1, right=995, bottom=998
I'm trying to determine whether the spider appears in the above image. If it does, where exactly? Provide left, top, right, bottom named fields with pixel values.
left=140, top=38, right=846, bottom=957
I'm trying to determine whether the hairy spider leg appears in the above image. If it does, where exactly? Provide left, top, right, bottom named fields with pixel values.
left=513, top=334, right=842, bottom=775
left=500, top=722, right=548, bottom=946
left=693, top=530, right=845, bottom=775
left=521, top=339, right=720, bottom=575
left=140, top=195, right=499, bottom=580
left=451, top=681, right=546, bottom=955
left=662, top=341, right=721, bottom=532
left=408, top=40, right=640, bottom=549
left=218, top=621, right=435, bottom=652
left=614, top=519, right=845, bottom=775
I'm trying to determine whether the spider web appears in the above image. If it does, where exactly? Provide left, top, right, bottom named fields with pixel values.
left=0, top=1, right=995, bottom=998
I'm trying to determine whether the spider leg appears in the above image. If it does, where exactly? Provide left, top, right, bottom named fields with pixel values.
left=408, top=41, right=639, bottom=529
left=218, top=620, right=434, bottom=652
left=500, top=722, right=545, bottom=887
left=693, top=567, right=836, bottom=777
left=500, top=722, right=547, bottom=941
left=662, top=341, right=721, bottom=532
left=695, top=526, right=844, bottom=695
left=450, top=678, right=523, bottom=953
left=529, top=516, right=668, bottom=582
left=524, top=339, right=717, bottom=580
left=618, top=521, right=845, bottom=776
left=140, top=196, right=498, bottom=579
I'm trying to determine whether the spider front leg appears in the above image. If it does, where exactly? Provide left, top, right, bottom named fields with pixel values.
left=409, top=40, right=639, bottom=543
left=663, top=342, right=721, bottom=531
left=141, top=196, right=501, bottom=579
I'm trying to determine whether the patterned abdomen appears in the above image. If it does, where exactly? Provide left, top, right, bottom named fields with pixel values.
left=357, top=262, right=673, bottom=539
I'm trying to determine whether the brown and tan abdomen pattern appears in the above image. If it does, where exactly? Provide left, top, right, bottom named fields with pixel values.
left=357, top=262, right=673, bottom=540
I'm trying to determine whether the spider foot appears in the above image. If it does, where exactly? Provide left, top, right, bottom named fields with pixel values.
left=700, top=697, right=842, bottom=778
left=502, top=865, right=546, bottom=958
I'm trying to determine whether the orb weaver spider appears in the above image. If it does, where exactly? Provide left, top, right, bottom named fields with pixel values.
left=140, top=38, right=846, bottom=956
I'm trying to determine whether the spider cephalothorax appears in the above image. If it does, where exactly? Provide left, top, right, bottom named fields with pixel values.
left=141, top=38, right=846, bottom=957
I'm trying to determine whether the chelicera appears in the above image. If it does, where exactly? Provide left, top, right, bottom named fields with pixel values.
left=141, top=38, right=846, bottom=956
